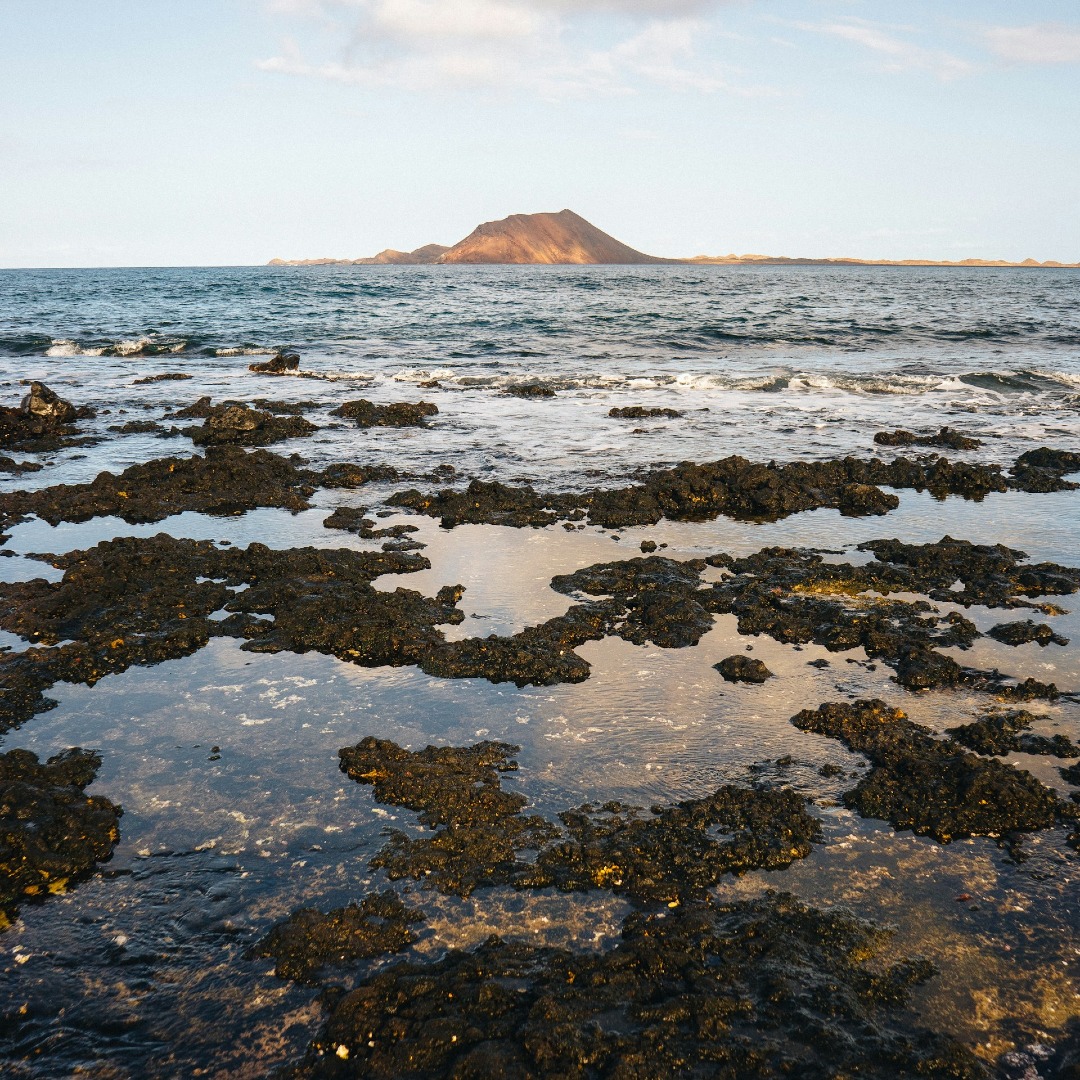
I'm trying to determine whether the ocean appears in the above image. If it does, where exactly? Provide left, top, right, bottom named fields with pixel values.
left=1, top=265, right=1078, bottom=1077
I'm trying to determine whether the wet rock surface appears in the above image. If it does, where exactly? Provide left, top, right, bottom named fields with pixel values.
left=714, top=654, right=774, bottom=683
left=330, top=400, right=438, bottom=427
left=132, top=372, right=192, bottom=384
left=0, top=535, right=451, bottom=729
left=284, top=892, right=984, bottom=1080
left=0, top=446, right=317, bottom=542
left=180, top=399, right=317, bottom=446
left=251, top=891, right=422, bottom=984
left=0, top=747, right=122, bottom=928
left=946, top=709, right=1080, bottom=759
left=503, top=382, right=556, bottom=398
left=0, top=455, right=42, bottom=475
left=0, top=382, right=96, bottom=452
left=874, top=426, right=982, bottom=450
left=340, top=738, right=820, bottom=906
left=609, top=405, right=683, bottom=419
left=322, top=505, right=421, bottom=544
left=391, top=447, right=1080, bottom=531
left=1, top=533, right=1074, bottom=729
left=703, top=538, right=1079, bottom=696
left=791, top=700, right=1072, bottom=843
left=988, top=619, right=1069, bottom=647
left=249, top=352, right=300, bottom=374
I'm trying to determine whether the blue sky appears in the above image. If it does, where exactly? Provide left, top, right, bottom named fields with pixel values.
left=1, top=0, right=1078, bottom=266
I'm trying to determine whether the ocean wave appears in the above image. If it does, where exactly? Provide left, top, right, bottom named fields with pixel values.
left=41, top=335, right=188, bottom=358
left=45, top=338, right=106, bottom=357
left=214, top=346, right=277, bottom=357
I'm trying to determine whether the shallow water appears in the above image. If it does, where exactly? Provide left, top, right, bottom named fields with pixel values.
left=1, top=266, right=1079, bottom=1076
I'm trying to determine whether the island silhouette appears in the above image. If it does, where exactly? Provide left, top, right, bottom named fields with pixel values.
left=269, top=209, right=1078, bottom=268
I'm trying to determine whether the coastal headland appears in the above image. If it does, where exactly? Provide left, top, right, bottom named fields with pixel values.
left=269, top=208, right=1080, bottom=268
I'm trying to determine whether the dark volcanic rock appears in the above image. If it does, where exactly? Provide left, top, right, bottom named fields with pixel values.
left=874, top=426, right=981, bottom=450
left=341, top=738, right=819, bottom=905
left=0, top=455, right=42, bottom=475
left=339, top=739, right=528, bottom=828
left=285, top=893, right=984, bottom=1080
left=0, top=747, right=122, bottom=927
left=792, top=699, right=1068, bottom=843
left=109, top=419, right=168, bottom=434
left=988, top=620, right=1069, bottom=647
left=527, top=787, right=819, bottom=907
left=330, top=400, right=438, bottom=427
left=185, top=401, right=317, bottom=446
left=609, top=405, right=682, bottom=419
left=248, top=352, right=300, bottom=374
left=132, top=372, right=192, bottom=384
left=251, top=891, right=422, bottom=984
left=391, top=478, right=572, bottom=529
left=1010, top=446, right=1080, bottom=493
left=946, top=709, right=1080, bottom=759
left=0, top=382, right=95, bottom=451
left=323, top=505, right=420, bottom=541
left=715, top=655, right=774, bottom=683
left=391, top=449, right=1080, bottom=531
left=0, top=535, right=450, bottom=729
left=503, top=383, right=555, bottom=398
left=0, top=446, right=317, bottom=540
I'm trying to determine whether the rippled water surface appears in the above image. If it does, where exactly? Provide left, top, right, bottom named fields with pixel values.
left=1, top=266, right=1078, bottom=1077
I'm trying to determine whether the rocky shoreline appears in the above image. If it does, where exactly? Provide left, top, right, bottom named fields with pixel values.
left=1, top=380, right=1078, bottom=1077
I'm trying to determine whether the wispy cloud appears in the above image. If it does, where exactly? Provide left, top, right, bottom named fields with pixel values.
left=983, top=22, right=1080, bottom=65
left=803, top=18, right=974, bottom=80
left=256, top=0, right=759, bottom=96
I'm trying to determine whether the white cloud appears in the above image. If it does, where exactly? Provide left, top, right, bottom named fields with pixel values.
left=810, top=19, right=974, bottom=80
left=983, top=22, right=1080, bottom=65
left=257, top=0, right=749, bottom=96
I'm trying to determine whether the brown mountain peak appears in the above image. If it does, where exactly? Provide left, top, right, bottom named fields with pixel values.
left=436, top=209, right=670, bottom=265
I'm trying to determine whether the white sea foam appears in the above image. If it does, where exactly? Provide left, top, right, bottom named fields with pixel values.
left=215, top=346, right=277, bottom=357
left=45, top=338, right=105, bottom=357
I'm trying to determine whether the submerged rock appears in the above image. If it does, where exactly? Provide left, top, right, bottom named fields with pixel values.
left=330, top=400, right=438, bottom=427
left=284, top=893, right=985, bottom=1080
left=715, top=655, right=774, bottom=683
left=791, top=699, right=1070, bottom=843
left=0, top=747, right=122, bottom=928
left=251, top=891, right=422, bottom=984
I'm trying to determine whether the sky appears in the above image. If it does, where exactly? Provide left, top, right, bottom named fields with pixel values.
left=1, top=0, right=1078, bottom=267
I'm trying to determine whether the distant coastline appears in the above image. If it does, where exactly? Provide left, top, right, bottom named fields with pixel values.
left=268, top=209, right=1079, bottom=269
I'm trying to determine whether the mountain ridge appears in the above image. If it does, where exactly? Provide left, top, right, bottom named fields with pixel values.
left=268, top=210, right=1079, bottom=268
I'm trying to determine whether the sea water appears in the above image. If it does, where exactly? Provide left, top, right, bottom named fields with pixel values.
left=0, top=265, right=1078, bottom=1076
